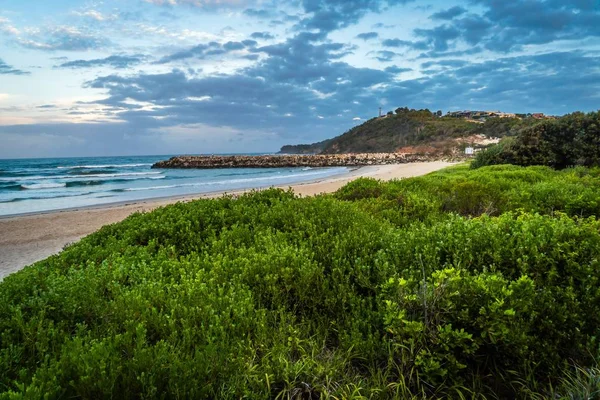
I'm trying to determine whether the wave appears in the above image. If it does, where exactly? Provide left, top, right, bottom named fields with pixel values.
left=20, top=183, right=67, bottom=190
left=57, top=163, right=152, bottom=169
left=2, top=175, right=167, bottom=193
left=0, top=171, right=163, bottom=182
left=65, top=180, right=104, bottom=188
left=214, top=170, right=277, bottom=178
left=0, top=184, right=22, bottom=191
left=117, top=169, right=344, bottom=193
left=1, top=191, right=94, bottom=203
left=67, top=169, right=116, bottom=176
left=68, top=176, right=166, bottom=188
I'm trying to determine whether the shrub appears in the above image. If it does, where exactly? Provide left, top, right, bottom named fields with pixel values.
left=472, top=111, right=600, bottom=169
left=1, top=169, right=600, bottom=399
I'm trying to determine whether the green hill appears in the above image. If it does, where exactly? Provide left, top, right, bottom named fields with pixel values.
left=281, top=108, right=532, bottom=155
left=278, top=138, right=332, bottom=154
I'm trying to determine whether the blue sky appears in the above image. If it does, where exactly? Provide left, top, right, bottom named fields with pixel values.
left=0, top=0, right=599, bottom=158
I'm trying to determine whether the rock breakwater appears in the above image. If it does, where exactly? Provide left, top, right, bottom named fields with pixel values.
left=152, top=154, right=447, bottom=169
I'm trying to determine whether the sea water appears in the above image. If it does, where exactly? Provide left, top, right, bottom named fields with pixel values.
left=0, top=155, right=348, bottom=216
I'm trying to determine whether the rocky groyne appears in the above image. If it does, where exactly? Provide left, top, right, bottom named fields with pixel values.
left=152, top=153, right=453, bottom=169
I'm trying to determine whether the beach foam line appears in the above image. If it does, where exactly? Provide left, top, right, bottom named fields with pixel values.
left=57, top=163, right=153, bottom=169
left=1, top=191, right=94, bottom=203
left=118, top=168, right=346, bottom=192
left=0, top=171, right=163, bottom=182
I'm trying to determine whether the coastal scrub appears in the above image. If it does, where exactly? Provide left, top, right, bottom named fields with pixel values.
left=1, top=165, right=599, bottom=399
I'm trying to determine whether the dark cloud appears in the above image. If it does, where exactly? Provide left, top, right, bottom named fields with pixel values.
left=85, top=45, right=600, bottom=141
left=370, top=50, right=399, bottom=62
left=372, top=22, right=395, bottom=29
left=414, top=25, right=461, bottom=52
left=414, top=0, right=600, bottom=54
left=0, top=59, right=29, bottom=75
left=382, top=38, right=428, bottom=50
left=82, top=32, right=397, bottom=145
left=356, top=32, right=379, bottom=40
left=157, top=40, right=256, bottom=64
left=223, top=41, right=246, bottom=51
left=420, top=59, right=469, bottom=69
left=416, top=47, right=483, bottom=59
left=430, top=6, right=467, bottom=20
left=250, top=31, right=275, bottom=40
left=57, top=55, right=146, bottom=69
left=384, top=66, right=412, bottom=74
left=298, top=0, right=414, bottom=33
left=243, top=8, right=274, bottom=18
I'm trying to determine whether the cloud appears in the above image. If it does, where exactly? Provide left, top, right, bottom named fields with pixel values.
left=414, top=25, right=461, bottom=52
left=18, top=26, right=111, bottom=51
left=382, top=38, right=428, bottom=50
left=356, top=32, right=379, bottom=40
left=243, top=8, right=274, bottom=18
left=430, top=6, right=467, bottom=20
left=372, top=22, right=395, bottom=29
left=72, top=10, right=117, bottom=22
left=82, top=32, right=397, bottom=142
left=298, top=0, right=414, bottom=34
left=0, top=59, right=30, bottom=75
left=156, top=39, right=256, bottom=64
left=146, top=0, right=248, bottom=7
left=0, top=17, right=19, bottom=35
left=57, top=55, right=146, bottom=69
left=413, top=0, right=600, bottom=54
left=370, top=50, right=399, bottom=62
left=250, top=31, right=275, bottom=40
left=384, top=66, right=412, bottom=74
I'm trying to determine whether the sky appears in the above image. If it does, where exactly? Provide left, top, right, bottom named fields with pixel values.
left=0, top=0, right=599, bottom=158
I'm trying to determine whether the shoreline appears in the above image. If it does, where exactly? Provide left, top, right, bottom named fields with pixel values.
left=0, top=166, right=367, bottom=220
left=0, top=162, right=455, bottom=279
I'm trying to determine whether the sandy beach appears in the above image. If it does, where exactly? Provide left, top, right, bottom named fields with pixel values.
left=0, top=161, right=454, bottom=279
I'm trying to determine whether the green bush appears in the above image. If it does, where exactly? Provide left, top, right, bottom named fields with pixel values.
left=473, top=111, right=600, bottom=169
left=1, top=167, right=600, bottom=399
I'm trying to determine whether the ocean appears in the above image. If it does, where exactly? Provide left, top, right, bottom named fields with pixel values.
left=0, top=155, right=349, bottom=217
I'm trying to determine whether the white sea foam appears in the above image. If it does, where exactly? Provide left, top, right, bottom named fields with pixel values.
left=57, top=163, right=153, bottom=169
left=122, top=169, right=340, bottom=192
left=0, top=171, right=163, bottom=182
left=20, top=183, right=67, bottom=190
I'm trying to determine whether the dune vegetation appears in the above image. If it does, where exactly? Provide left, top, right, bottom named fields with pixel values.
left=1, top=164, right=600, bottom=399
